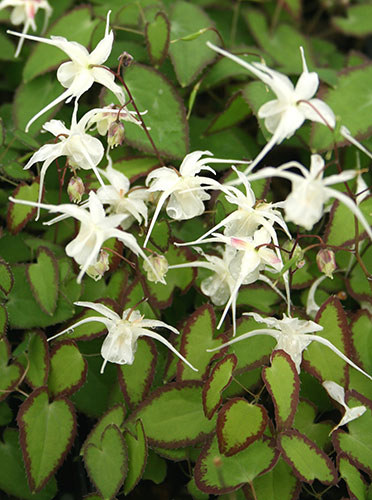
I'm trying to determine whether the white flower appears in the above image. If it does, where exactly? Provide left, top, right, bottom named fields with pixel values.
left=245, top=154, right=372, bottom=239
left=323, top=380, right=367, bottom=433
left=96, top=164, right=149, bottom=230
left=144, top=150, right=248, bottom=247
left=48, top=301, right=197, bottom=374
left=207, top=312, right=372, bottom=381
left=24, top=103, right=105, bottom=220
left=207, top=42, right=372, bottom=175
left=87, top=103, right=143, bottom=138
left=8, top=11, right=125, bottom=131
left=8, top=191, right=163, bottom=284
left=0, top=0, right=52, bottom=57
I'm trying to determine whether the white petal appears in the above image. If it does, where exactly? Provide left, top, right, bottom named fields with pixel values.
left=299, top=98, right=336, bottom=128
left=74, top=301, right=120, bottom=322
left=89, top=30, right=114, bottom=64
left=294, top=71, right=319, bottom=101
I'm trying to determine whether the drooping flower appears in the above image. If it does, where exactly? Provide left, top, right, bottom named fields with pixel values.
left=0, top=0, right=52, bottom=57
left=207, top=312, right=372, bottom=381
left=207, top=42, right=372, bottom=175
left=244, top=154, right=372, bottom=239
left=144, top=150, right=249, bottom=247
left=23, top=103, right=105, bottom=219
left=48, top=301, right=198, bottom=374
left=8, top=191, right=163, bottom=284
left=8, top=11, right=125, bottom=131
left=323, top=380, right=367, bottom=433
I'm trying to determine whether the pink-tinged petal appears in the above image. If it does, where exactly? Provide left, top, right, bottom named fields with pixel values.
left=89, top=30, right=114, bottom=64
left=294, top=71, right=319, bottom=101
left=91, top=67, right=125, bottom=105
left=74, top=301, right=120, bottom=322
left=298, top=98, right=336, bottom=128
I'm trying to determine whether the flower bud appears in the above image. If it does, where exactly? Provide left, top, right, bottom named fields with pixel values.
left=316, top=248, right=336, bottom=279
left=108, top=121, right=125, bottom=148
left=143, top=254, right=168, bottom=283
left=86, top=251, right=110, bottom=281
left=119, top=51, right=134, bottom=68
left=67, top=176, right=85, bottom=203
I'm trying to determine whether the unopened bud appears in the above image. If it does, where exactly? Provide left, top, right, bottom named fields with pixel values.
left=86, top=251, right=110, bottom=281
left=108, top=121, right=125, bottom=148
left=119, top=51, right=134, bottom=68
left=316, top=248, right=336, bottom=279
left=67, top=176, right=85, bottom=203
left=143, top=254, right=168, bottom=283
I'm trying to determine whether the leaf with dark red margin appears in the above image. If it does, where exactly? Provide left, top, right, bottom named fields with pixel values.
left=248, top=457, right=301, bottom=500
left=194, top=435, right=277, bottom=495
left=333, top=390, right=372, bottom=475
left=216, top=398, right=268, bottom=457
left=82, top=404, right=126, bottom=456
left=118, top=337, right=157, bottom=408
left=48, top=340, right=87, bottom=398
left=348, top=310, right=372, bottom=398
left=203, top=354, right=237, bottom=419
left=262, top=350, right=300, bottom=431
left=7, top=179, right=39, bottom=234
left=279, top=429, right=337, bottom=484
left=26, top=247, right=59, bottom=316
left=17, top=387, right=76, bottom=492
left=123, top=419, right=148, bottom=495
left=0, top=304, right=8, bottom=337
left=0, top=338, right=23, bottom=401
left=293, top=400, right=332, bottom=451
left=84, top=424, right=127, bottom=500
left=302, top=296, right=350, bottom=385
left=0, top=258, right=13, bottom=295
left=126, top=381, right=215, bottom=449
left=178, top=304, right=226, bottom=382
left=145, top=12, right=170, bottom=67
left=339, top=453, right=368, bottom=500
left=18, top=331, right=49, bottom=389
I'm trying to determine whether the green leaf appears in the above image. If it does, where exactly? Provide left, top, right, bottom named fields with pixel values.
left=13, top=74, right=66, bottom=136
left=148, top=219, right=171, bottom=253
left=23, top=7, right=98, bottom=82
left=350, top=310, right=372, bottom=374
left=262, top=350, right=300, bottom=430
left=206, top=91, right=251, bottom=135
left=118, top=337, right=157, bottom=408
left=0, top=337, right=22, bottom=401
left=178, top=304, right=225, bottom=382
left=216, top=398, right=268, bottom=457
left=251, top=457, right=299, bottom=500
left=21, top=331, right=49, bottom=389
left=282, top=0, right=302, bottom=19
left=145, top=12, right=170, bottom=66
left=48, top=340, right=87, bottom=398
left=169, top=1, right=219, bottom=87
left=0, top=429, right=57, bottom=500
left=0, top=30, right=16, bottom=60
left=26, top=247, right=59, bottom=316
left=347, top=244, right=372, bottom=305
left=194, top=435, right=276, bottom=494
left=82, top=404, right=126, bottom=456
left=127, top=382, right=215, bottom=448
left=333, top=5, right=372, bottom=37
left=202, top=354, right=237, bottom=419
left=293, top=400, right=332, bottom=451
left=142, top=449, right=167, bottom=484
left=17, top=387, right=76, bottom=492
left=0, top=258, right=13, bottom=295
left=7, top=180, right=39, bottom=234
left=0, top=304, right=7, bottom=337
left=123, top=420, right=148, bottom=495
left=0, top=401, right=12, bottom=426
left=279, top=429, right=337, bottom=484
left=311, top=64, right=372, bottom=151
left=84, top=424, right=127, bottom=500
left=112, top=64, right=188, bottom=159
left=339, top=454, right=368, bottom=500
left=2, top=161, right=34, bottom=182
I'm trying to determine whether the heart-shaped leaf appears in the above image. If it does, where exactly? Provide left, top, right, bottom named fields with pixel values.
left=145, top=12, right=170, bottom=67
left=48, top=340, right=87, bottom=398
left=17, top=387, right=76, bottom=492
left=123, top=420, right=148, bottom=495
left=251, top=457, right=300, bottom=500
left=339, top=454, right=368, bottom=500
left=7, top=179, right=39, bottom=235
left=82, top=404, right=126, bottom=456
left=19, top=331, right=49, bottom=389
left=0, top=338, right=22, bottom=401
left=26, top=247, right=59, bottom=316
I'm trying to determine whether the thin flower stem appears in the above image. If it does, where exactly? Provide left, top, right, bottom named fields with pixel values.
left=101, top=246, right=136, bottom=269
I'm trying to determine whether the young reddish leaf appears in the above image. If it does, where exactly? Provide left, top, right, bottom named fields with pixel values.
left=26, top=247, right=59, bottom=316
left=145, top=12, right=170, bottom=67
left=194, top=435, right=277, bottom=495
left=202, top=354, right=237, bottom=419
left=7, top=179, right=39, bottom=235
left=0, top=258, right=13, bottom=295
left=249, top=457, right=301, bottom=500
left=0, top=338, right=23, bottom=401
left=178, top=304, right=226, bottom=382
left=0, top=428, right=57, bottom=500
left=339, top=453, right=368, bottom=500
left=262, top=350, right=300, bottom=430
left=123, top=419, right=148, bottom=495
left=48, top=340, right=87, bottom=398
left=0, top=304, right=8, bottom=337
left=333, top=391, right=372, bottom=475
left=118, top=337, right=157, bottom=409
left=216, top=398, right=268, bottom=456
left=206, top=91, right=252, bottom=135
left=17, top=387, right=76, bottom=492
left=84, top=424, right=128, bottom=500
left=279, top=429, right=337, bottom=484
left=20, top=331, right=49, bottom=389
left=127, top=381, right=216, bottom=449
left=303, top=296, right=350, bottom=384
left=82, top=404, right=126, bottom=456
